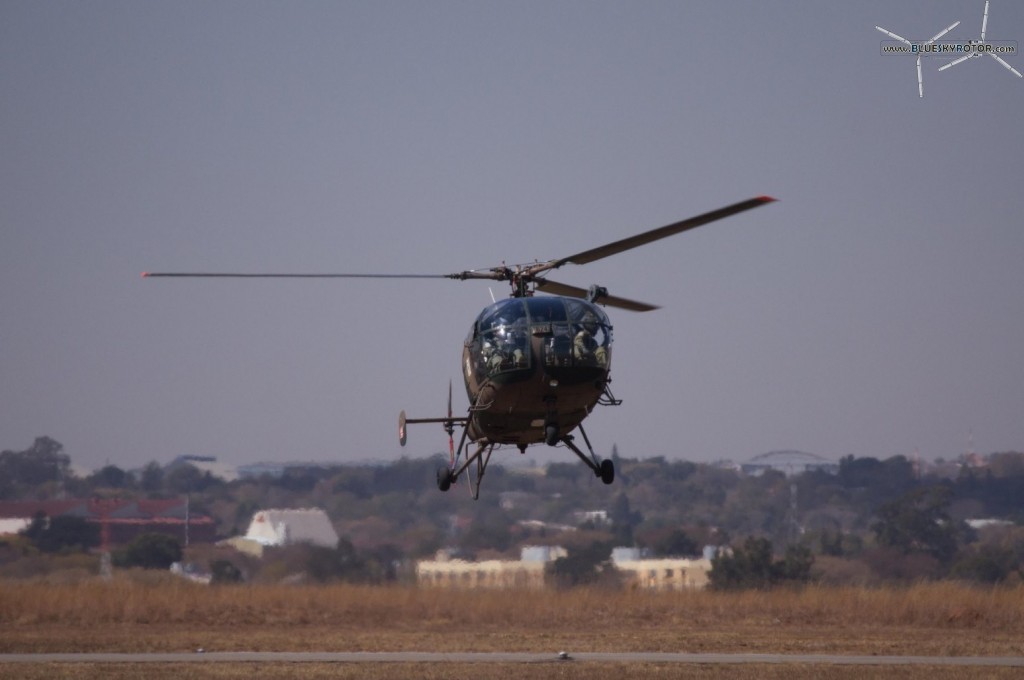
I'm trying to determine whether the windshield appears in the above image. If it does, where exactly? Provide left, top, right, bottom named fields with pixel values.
left=467, top=297, right=612, bottom=381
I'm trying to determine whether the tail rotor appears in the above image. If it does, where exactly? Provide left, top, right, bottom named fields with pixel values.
left=446, top=380, right=455, bottom=468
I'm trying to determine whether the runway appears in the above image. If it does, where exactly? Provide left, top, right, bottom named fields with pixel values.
left=2, top=652, right=1024, bottom=667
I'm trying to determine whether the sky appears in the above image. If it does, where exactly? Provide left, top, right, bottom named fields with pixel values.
left=2, top=1, right=1023, bottom=473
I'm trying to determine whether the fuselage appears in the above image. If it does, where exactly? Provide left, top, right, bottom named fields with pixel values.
left=461, top=296, right=613, bottom=445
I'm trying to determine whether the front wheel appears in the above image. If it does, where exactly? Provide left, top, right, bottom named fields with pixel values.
left=599, top=459, right=615, bottom=485
left=544, top=424, right=559, bottom=447
left=436, top=466, right=454, bottom=492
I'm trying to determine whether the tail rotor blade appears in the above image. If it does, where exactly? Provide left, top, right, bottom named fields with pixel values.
left=447, top=381, right=455, bottom=466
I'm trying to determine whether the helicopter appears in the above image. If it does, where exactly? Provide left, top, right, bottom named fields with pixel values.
left=144, top=195, right=775, bottom=498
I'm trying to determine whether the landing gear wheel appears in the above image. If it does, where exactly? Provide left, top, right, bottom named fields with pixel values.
left=544, top=424, right=559, bottom=446
left=599, top=459, right=615, bottom=485
left=436, top=466, right=454, bottom=492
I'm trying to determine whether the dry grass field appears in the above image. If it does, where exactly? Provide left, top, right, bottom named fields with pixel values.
left=2, top=577, right=1023, bottom=678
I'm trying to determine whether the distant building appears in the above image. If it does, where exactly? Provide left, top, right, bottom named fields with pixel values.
left=417, top=546, right=565, bottom=590
left=574, top=510, right=610, bottom=526
left=236, top=461, right=340, bottom=480
left=166, top=455, right=239, bottom=482
left=613, top=556, right=712, bottom=590
left=236, top=462, right=289, bottom=479
left=741, top=450, right=839, bottom=477
left=416, top=545, right=712, bottom=591
left=0, top=498, right=216, bottom=548
left=223, top=508, right=339, bottom=557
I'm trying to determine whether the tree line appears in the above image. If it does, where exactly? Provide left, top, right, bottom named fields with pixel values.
left=3, top=436, right=1024, bottom=587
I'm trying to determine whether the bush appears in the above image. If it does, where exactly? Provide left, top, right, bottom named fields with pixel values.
left=20, top=513, right=100, bottom=554
left=114, top=533, right=183, bottom=570
left=709, top=537, right=814, bottom=590
left=546, top=540, right=617, bottom=589
left=949, top=545, right=1019, bottom=584
left=210, top=559, right=244, bottom=584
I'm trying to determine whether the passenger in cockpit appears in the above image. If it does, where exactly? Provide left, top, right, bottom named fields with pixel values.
left=486, top=317, right=526, bottom=373
left=573, top=312, right=607, bottom=368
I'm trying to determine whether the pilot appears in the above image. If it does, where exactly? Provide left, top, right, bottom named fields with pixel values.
left=573, top=312, right=607, bottom=368
left=486, top=318, right=526, bottom=372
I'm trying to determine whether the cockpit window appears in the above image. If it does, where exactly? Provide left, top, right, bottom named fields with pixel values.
left=473, top=299, right=530, bottom=378
left=560, top=299, right=612, bottom=369
left=524, top=297, right=568, bottom=323
left=478, top=299, right=527, bottom=331
left=467, top=297, right=612, bottom=382
left=564, top=298, right=610, bottom=326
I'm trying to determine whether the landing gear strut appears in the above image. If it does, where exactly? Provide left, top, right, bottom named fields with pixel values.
left=436, top=434, right=496, bottom=500
left=560, top=423, right=614, bottom=485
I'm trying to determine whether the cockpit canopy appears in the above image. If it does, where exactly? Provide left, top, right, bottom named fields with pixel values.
left=465, top=297, right=612, bottom=383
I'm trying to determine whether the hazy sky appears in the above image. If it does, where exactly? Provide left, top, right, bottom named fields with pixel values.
left=3, top=1, right=1022, bottom=473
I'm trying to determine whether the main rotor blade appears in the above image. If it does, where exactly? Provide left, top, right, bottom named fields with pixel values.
left=546, top=195, right=776, bottom=271
left=535, top=279, right=659, bottom=312
left=142, top=272, right=450, bottom=279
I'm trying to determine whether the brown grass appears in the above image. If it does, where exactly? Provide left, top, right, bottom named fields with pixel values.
left=2, top=664, right=1023, bottom=680
left=4, top=577, right=1024, bottom=629
left=3, top=664, right=1024, bottom=680
left=2, top=577, right=1024, bottom=661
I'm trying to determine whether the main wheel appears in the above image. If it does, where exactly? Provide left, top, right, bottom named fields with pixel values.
left=599, top=459, right=615, bottom=485
left=436, top=466, right=453, bottom=492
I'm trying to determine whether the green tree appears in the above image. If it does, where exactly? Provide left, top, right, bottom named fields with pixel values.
left=652, top=527, right=699, bottom=557
left=872, top=486, right=961, bottom=564
left=304, top=538, right=369, bottom=583
left=546, top=540, right=616, bottom=588
left=140, top=461, right=164, bottom=493
left=0, top=436, right=71, bottom=496
left=21, top=513, right=100, bottom=553
left=709, top=536, right=814, bottom=590
left=608, top=493, right=641, bottom=546
left=164, top=464, right=219, bottom=494
left=459, top=504, right=513, bottom=554
left=949, top=545, right=1019, bottom=584
left=115, top=533, right=183, bottom=569
left=88, top=464, right=129, bottom=489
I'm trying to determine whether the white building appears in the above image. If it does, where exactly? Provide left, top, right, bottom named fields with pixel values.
left=242, top=508, right=339, bottom=549
left=417, top=546, right=566, bottom=590
left=613, top=557, right=712, bottom=590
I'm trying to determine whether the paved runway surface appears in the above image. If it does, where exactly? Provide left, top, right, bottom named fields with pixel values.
left=3, top=652, right=1024, bottom=666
